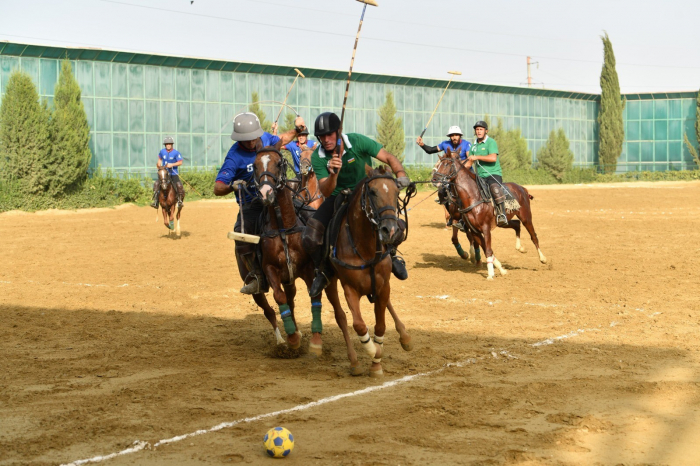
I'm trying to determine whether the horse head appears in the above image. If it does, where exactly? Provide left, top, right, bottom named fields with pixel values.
left=299, top=150, right=313, bottom=176
left=157, top=166, right=171, bottom=191
left=363, top=164, right=401, bottom=245
left=254, top=145, right=288, bottom=206
left=432, top=147, right=459, bottom=188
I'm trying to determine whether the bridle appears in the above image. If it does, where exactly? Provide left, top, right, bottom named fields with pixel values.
left=158, top=167, right=172, bottom=188
left=254, top=146, right=289, bottom=192
left=431, top=156, right=462, bottom=187
left=299, top=157, right=313, bottom=176
left=360, top=173, right=399, bottom=231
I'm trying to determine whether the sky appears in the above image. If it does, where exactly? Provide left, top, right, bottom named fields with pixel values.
left=1, top=0, right=699, bottom=95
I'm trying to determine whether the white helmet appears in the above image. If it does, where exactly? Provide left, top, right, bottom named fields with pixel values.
left=447, top=126, right=463, bottom=136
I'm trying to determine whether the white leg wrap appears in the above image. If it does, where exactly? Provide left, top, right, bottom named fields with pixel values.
left=487, top=255, right=495, bottom=279
left=359, top=331, right=376, bottom=357
left=373, top=334, right=384, bottom=345
left=274, top=327, right=285, bottom=345
left=372, top=357, right=382, bottom=363
left=493, top=257, right=507, bottom=275
left=538, top=248, right=547, bottom=264
left=515, top=237, right=521, bottom=250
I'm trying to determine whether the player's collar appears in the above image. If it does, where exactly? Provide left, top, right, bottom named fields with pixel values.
left=318, top=133, right=351, bottom=158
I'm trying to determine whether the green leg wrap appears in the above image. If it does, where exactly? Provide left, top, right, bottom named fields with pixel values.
left=311, top=302, right=323, bottom=334
left=168, top=220, right=175, bottom=230
left=454, top=243, right=468, bottom=259
left=279, top=304, right=297, bottom=335
left=474, top=246, right=482, bottom=262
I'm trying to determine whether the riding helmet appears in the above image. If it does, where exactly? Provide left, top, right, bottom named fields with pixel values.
left=231, top=112, right=264, bottom=141
left=473, top=120, right=489, bottom=130
left=314, top=112, right=341, bottom=137
left=446, top=126, right=463, bottom=136
left=299, top=127, right=310, bottom=136
left=163, top=136, right=174, bottom=145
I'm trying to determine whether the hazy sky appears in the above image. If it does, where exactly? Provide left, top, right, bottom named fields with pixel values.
left=1, top=0, right=699, bottom=94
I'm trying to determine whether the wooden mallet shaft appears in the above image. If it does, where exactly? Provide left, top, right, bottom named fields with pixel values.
left=420, top=70, right=462, bottom=138
left=275, top=68, right=305, bottom=125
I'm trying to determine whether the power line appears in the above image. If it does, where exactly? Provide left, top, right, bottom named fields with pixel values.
left=97, top=0, right=700, bottom=71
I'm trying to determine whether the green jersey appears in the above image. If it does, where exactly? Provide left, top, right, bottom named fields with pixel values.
left=311, top=133, right=383, bottom=197
left=469, top=136, right=502, bottom=178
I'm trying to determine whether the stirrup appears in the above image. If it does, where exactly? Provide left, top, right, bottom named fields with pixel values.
left=309, top=270, right=330, bottom=297
left=240, top=276, right=262, bottom=295
left=496, top=214, right=508, bottom=227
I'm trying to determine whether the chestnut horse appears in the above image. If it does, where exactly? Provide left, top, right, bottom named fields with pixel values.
left=297, top=150, right=323, bottom=210
left=156, top=167, right=183, bottom=237
left=329, top=165, right=413, bottom=377
left=432, top=150, right=546, bottom=279
left=253, top=144, right=359, bottom=363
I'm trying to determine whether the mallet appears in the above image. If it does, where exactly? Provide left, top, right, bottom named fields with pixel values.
left=274, top=68, right=305, bottom=126
left=332, top=0, right=378, bottom=172
left=419, top=70, right=462, bottom=138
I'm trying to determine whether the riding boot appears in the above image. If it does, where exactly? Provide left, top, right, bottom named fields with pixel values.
left=176, top=182, right=185, bottom=208
left=150, top=182, right=159, bottom=209
left=302, top=218, right=331, bottom=297
left=390, top=247, right=408, bottom=280
left=435, top=186, right=447, bottom=205
left=236, top=243, right=267, bottom=295
left=495, top=202, right=508, bottom=227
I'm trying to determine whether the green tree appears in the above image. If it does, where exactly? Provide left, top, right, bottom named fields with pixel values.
left=376, top=91, right=405, bottom=161
left=537, top=128, right=574, bottom=181
left=0, top=70, right=51, bottom=193
left=682, top=88, right=700, bottom=168
left=249, top=92, right=272, bottom=133
left=598, top=32, right=626, bottom=173
left=45, top=59, right=92, bottom=196
left=279, top=112, right=297, bottom=134
left=482, top=115, right=532, bottom=171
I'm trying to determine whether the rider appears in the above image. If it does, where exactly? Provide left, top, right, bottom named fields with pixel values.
left=151, top=136, right=185, bottom=209
left=214, top=112, right=306, bottom=295
left=302, top=112, right=411, bottom=297
left=275, top=126, right=318, bottom=176
left=465, top=120, right=508, bottom=227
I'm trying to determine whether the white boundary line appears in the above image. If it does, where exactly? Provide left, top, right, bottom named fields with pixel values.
left=60, top=319, right=622, bottom=466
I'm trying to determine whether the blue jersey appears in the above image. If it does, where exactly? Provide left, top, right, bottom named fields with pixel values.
left=158, top=149, right=183, bottom=175
left=216, top=132, right=281, bottom=204
left=284, top=139, right=317, bottom=174
left=437, top=139, right=471, bottom=160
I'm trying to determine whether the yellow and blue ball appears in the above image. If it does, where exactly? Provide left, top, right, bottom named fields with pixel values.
left=263, top=426, right=294, bottom=458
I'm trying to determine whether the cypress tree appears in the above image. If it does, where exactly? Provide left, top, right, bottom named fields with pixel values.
left=249, top=92, right=272, bottom=133
left=279, top=112, right=297, bottom=133
left=0, top=70, right=51, bottom=193
left=46, top=59, right=92, bottom=196
left=537, top=128, right=574, bottom=181
left=376, top=91, right=405, bottom=161
left=682, top=88, right=700, bottom=167
left=598, top=32, right=626, bottom=173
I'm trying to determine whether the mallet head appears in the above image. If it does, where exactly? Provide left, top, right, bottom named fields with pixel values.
left=448, top=71, right=462, bottom=75
left=356, top=0, right=378, bottom=6
left=294, top=68, right=305, bottom=78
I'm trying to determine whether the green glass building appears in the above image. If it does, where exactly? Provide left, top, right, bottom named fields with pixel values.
left=0, top=42, right=697, bottom=175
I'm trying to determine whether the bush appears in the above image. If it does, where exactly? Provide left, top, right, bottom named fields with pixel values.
left=537, top=129, right=574, bottom=181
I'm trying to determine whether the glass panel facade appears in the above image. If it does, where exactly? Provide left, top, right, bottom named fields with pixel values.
left=1, top=47, right=697, bottom=176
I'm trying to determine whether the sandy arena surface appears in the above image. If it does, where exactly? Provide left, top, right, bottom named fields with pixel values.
left=1, top=181, right=700, bottom=465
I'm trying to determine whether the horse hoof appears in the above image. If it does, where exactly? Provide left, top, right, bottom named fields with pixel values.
left=350, top=364, right=364, bottom=377
left=369, top=367, right=384, bottom=378
left=486, top=276, right=494, bottom=281
left=500, top=269, right=508, bottom=276
left=287, top=334, right=301, bottom=350
left=309, top=342, right=322, bottom=357
left=518, top=247, right=527, bottom=253
left=400, top=337, right=414, bottom=352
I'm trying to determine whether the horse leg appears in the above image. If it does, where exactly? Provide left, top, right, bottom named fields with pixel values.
left=175, top=204, right=182, bottom=237
left=505, top=217, right=526, bottom=253
left=162, top=205, right=170, bottom=231
left=482, top=227, right=498, bottom=280
left=369, top=283, right=390, bottom=378
left=254, top=293, right=284, bottom=345
left=451, top=226, right=469, bottom=260
left=386, top=299, right=413, bottom=351
left=266, top=267, right=300, bottom=350
left=342, top=283, right=376, bottom=376
left=284, top=282, right=303, bottom=344
left=468, top=229, right=482, bottom=266
left=520, top=207, right=547, bottom=264
left=325, top=279, right=360, bottom=374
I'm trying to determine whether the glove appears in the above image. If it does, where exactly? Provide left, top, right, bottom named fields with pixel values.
left=396, top=176, right=411, bottom=189
left=231, top=179, right=247, bottom=189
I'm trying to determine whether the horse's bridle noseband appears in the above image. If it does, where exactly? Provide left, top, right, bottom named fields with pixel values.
left=432, top=157, right=462, bottom=187
left=361, top=174, right=399, bottom=229
left=254, top=147, right=288, bottom=192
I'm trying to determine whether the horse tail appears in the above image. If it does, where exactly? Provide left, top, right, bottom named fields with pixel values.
left=521, top=186, right=534, bottom=200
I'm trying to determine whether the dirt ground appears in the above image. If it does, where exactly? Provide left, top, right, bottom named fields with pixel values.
left=1, top=181, right=699, bottom=466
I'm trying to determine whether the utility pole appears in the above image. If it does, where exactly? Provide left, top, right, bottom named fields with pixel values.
left=522, top=56, right=542, bottom=88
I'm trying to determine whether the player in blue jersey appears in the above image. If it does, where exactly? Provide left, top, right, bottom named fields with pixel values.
left=150, top=136, right=185, bottom=209
left=214, top=112, right=307, bottom=295
left=284, top=128, right=317, bottom=176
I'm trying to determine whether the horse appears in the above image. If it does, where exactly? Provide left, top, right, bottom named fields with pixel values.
left=432, top=149, right=546, bottom=279
left=297, top=150, right=324, bottom=210
left=328, top=165, right=413, bottom=378
left=156, top=167, right=183, bottom=237
left=252, top=143, right=359, bottom=363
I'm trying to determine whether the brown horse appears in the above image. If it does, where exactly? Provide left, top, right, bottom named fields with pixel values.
left=329, top=165, right=413, bottom=377
left=252, top=144, right=359, bottom=363
left=432, top=149, right=546, bottom=279
left=156, top=167, right=183, bottom=237
left=297, top=150, right=324, bottom=210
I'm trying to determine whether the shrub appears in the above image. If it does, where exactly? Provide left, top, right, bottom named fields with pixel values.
left=537, top=129, right=574, bottom=181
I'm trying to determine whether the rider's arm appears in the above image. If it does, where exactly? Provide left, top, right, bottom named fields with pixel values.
left=167, top=160, right=184, bottom=168
left=375, top=148, right=407, bottom=178
left=214, top=181, right=233, bottom=196
left=420, top=144, right=439, bottom=154
left=469, top=153, right=497, bottom=163
left=276, top=117, right=306, bottom=146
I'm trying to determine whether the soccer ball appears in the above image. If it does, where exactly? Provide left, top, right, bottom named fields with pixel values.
left=263, top=426, right=294, bottom=458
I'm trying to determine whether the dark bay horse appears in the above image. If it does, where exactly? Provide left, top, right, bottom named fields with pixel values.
left=156, top=167, right=183, bottom=237
left=253, top=144, right=358, bottom=363
left=329, top=165, right=413, bottom=377
left=432, top=150, right=546, bottom=279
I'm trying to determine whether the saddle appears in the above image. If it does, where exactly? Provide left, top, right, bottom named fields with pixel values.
left=325, top=190, right=352, bottom=257
left=475, top=176, right=520, bottom=213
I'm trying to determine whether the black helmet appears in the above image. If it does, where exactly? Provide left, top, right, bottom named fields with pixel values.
left=473, top=120, right=488, bottom=130
left=314, top=112, right=340, bottom=137
left=299, top=128, right=310, bottom=136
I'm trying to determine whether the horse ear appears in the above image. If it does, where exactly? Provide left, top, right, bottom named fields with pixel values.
left=445, top=147, right=452, bottom=158
left=365, top=164, right=373, bottom=177
left=272, top=138, right=284, bottom=152
left=255, top=138, right=263, bottom=152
